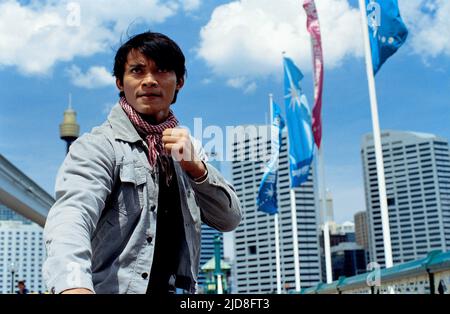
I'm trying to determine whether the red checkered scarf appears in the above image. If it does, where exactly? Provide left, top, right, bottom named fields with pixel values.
left=119, top=96, right=179, bottom=167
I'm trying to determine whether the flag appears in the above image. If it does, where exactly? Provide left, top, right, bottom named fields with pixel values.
left=365, top=0, right=408, bottom=75
left=303, top=0, right=324, bottom=148
left=257, top=101, right=285, bottom=215
left=283, top=57, right=315, bottom=188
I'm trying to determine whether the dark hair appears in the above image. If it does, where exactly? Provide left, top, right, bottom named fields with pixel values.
left=113, top=31, right=186, bottom=103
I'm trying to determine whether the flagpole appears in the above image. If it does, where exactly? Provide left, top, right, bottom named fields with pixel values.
left=274, top=213, right=282, bottom=294
left=313, top=146, right=332, bottom=284
left=269, top=93, right=283, bottom=294
left=313, top=64, right=332, bottom=283
left=283, top=52, right=302, bottom=293
left=358, top=0, right=393, bottom=268
left=318, top=148, right=333, bottom=283
left=289, top=188, right=301, bottom=292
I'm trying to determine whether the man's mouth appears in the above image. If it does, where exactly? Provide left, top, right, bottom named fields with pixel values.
left=138, top=92, right=161, bottom=98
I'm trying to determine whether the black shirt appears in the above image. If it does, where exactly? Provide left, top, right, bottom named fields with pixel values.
left=147, top=156, right=184, bottom=294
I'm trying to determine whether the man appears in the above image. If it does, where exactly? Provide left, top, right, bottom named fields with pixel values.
left=43, top=31, right=242, bottom=294
left=16, top=281, right=29, bottom=294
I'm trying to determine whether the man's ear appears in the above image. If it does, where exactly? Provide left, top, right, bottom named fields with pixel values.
left=116, top=78, right=124, bottom=92
left=176, top=78, right=185, bottom=91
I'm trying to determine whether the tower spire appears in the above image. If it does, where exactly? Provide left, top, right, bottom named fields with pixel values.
left=59, top=93, right=80, bottom=154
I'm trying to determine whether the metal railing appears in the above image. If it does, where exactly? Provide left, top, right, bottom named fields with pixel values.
left=299, top=250, right=450, bottom=294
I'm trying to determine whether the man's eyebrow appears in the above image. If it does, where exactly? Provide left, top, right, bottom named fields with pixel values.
left=127, top=63, right=145, bottom=68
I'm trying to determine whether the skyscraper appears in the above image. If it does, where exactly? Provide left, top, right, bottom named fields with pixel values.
left=0, top=220, right=46, bottom=294
left=361, top=130, right=450, bottom=266
left=319, top=189, right=334, bottom=225
left=319, top=220, right=357, bottom=282
left=330, top=242, right=367, bottom=281
left=354, top=211, right=369, bottom=250
left=0, top=204, right=32, bottom=225
left=231, top=125, right=322, bottom=293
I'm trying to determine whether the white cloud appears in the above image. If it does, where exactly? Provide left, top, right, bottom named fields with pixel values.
left=244, top=82, right=257, bottom=94
left=0, top=0, right=200, bottom=75
left=197, top=0, right=363, bottom=82
left=181, top=0, right=201, bottom=12
left=400, top=0, right=450, bottom=59
left=226, top=76, right=258, bottom=94
left=197, top=0, right=450, bottom=86
left=67, top=65, right=115, bottom=89
left=226, top=77, right=246, bottom=89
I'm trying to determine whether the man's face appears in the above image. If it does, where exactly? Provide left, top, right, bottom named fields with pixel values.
left=116, top=49, right=184, bottom=122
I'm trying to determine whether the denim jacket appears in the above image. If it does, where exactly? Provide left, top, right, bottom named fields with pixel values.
left=43, top=104, right=242, bottom=294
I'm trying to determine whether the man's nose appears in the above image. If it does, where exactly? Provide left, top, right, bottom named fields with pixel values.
left=142, top=72, right=158, bottom=88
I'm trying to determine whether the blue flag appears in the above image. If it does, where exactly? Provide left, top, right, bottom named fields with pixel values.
left=283, top=57, right=315, bottom=188
left=257, top=101, right=285, bottom=215
left=366, top=0, right=408, bottom=75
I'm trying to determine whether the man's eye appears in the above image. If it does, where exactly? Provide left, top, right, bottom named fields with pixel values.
left=158, top=68, right=169, bottom=73
left=130, top=68, right=142, bottom=73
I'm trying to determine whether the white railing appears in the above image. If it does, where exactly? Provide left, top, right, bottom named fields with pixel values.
left=300, top=250, right=450, bottom=294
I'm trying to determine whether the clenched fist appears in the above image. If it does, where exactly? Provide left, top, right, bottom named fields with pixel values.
left=162, top=128, right=206, bottom=180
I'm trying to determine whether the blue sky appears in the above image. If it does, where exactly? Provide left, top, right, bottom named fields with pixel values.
left=0, top=0, right=449, bottom=224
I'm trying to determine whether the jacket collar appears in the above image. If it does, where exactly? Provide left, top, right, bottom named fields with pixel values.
left=107, top=103, right=143, bottom=144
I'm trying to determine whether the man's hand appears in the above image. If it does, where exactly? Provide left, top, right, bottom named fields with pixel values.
left=162, top=128, right=206, bottom=179
left=61, top=288, right=94, bottom=294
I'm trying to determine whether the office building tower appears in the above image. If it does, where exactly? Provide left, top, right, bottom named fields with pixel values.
left=319, top=189, right=334, bottom=225
left=320, top=220, right=357, bottom=282
left=361, top=131, right=450, bottom=266
left=231, top=125, right=322, bottom=293
left=0, top=204, right=32, bottom=224
left=354, top=211, right=369, bottom=250
left=0, top=220, right=46, bottom=294
left=331, top=242, right=367, bottom=281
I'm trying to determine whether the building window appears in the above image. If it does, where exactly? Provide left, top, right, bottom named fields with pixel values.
left=248, top=245, right=257, bottom=255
